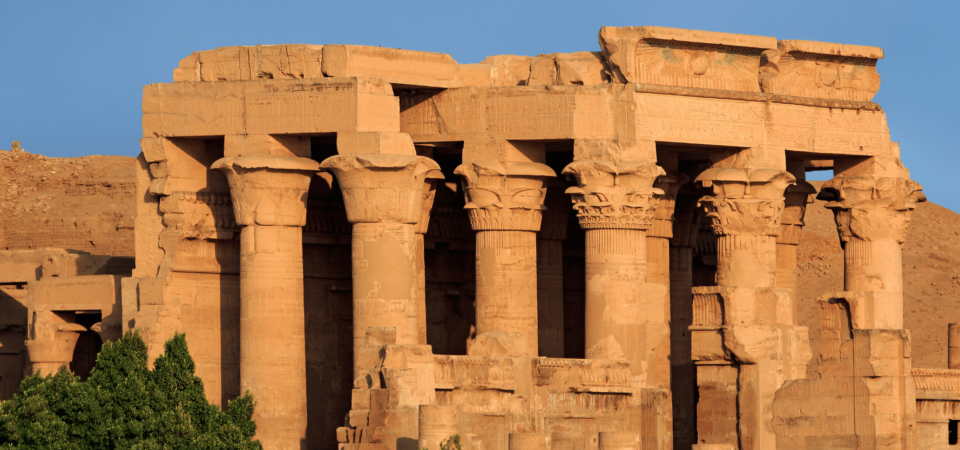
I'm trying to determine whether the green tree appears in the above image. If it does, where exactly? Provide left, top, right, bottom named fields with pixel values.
left=0, top=330, right=261, bottom=450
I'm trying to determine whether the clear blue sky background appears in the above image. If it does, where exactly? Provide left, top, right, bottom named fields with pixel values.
left=2, top=0, right=957, bottom=210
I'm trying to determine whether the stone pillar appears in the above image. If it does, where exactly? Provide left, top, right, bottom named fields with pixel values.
left=212, top=155, right=318, bottom=450
left=819, top=175, right=924, bottom=329
left=415, top=171, right=444, bottom=345
left=693, top=167, right=802, bottom=450
left=950, top=323, right=960, bottom=369
left=320, top=153, right=442, bottom=369
left=538, top=178, right=570, bottom=358
left=776, top=162, right=817, bottom=301
left=418, top=405, right=459, bottom=450
left=669, top=184, right=701, bottom=450
left=455, top=152, right=555, bottom=356
left=563, top=160, right=666, bottom=377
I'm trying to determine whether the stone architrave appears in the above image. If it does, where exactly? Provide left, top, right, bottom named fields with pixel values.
left=563, top=159, right=666, bottom=377
left=212, top=155, right=319, bottom=450
left=320, top=154, right=442, bottom=366
left=818, top=175, right=924, bottom=329
left=454, top=159, right=555, bottom=356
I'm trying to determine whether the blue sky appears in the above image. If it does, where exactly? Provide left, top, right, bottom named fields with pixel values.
left=2, top=0, right=957, bottom=210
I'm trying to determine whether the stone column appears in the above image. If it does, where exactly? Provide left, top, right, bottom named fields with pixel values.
left=819, top=175, right=924, bottom=329
left=415, top=172, right=444, bottom=345
left=320, top=154, right=442, bottom=367
left=212, top=155, right=318, bottom=450
left=776, top=162, right=817, bottom=301
left=693, top=167, right=800, bottom=450
left=562, top=160, right=665, bottom=376
left=669, top=185, right=701, bottom=450
left=454, top=158, right=555, bottom=355
left=537, top=178, right=570, bottom=358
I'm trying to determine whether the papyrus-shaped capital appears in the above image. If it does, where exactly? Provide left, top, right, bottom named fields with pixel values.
left=818, top=176, right=925, bottom=243
left=454, top=161, right=556, bottom=232
left=779, top=180, right=818, bottom=245
left=321, top=154, right=442, bottom=224
left=562, top=160, right=665, bottom=230
left=211, top=156, right=319, bottom=227
left=696, top=168, right=796, bottom=236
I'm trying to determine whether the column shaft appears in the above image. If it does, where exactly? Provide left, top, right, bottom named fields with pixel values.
left=843, top=238, right=903, bottom=329
left=475, top=230, right=539, bottom=353
left=239, top=225, right=307, bottom=449
left=415, top=233, right=427, bottom=345
left=537, top=238, right=565, bottom=358
left=715, top=235, right=778, bottom=288
left=584, top=228, right=646, bottom=371
left=352, top=223, right=419, bottom=351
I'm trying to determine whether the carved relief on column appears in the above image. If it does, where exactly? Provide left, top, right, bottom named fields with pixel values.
left=320, top=154, right=442, bottom=349
left=212, top=155, right=318, bottom=450
left=817, top=176, right=924, bottom=329
left=563, top=160, right=666, bottom=377
left=696, top=168, right=796, bottom=288
left=454, top=161, right=555, bottom=356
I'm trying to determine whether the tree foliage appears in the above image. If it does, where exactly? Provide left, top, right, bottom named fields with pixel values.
left=0, top=331, right=261, bottom=450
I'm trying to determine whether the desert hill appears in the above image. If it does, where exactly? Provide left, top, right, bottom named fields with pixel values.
left=0, top=148, right=135, bottom=256
left=799, top=181, right=960, bottom=371
left=2, top=148, right=956, bottom=369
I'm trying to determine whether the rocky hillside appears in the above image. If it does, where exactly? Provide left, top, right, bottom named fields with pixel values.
left=798, top=181, right=960, bottom=371
left=0, top=147, right=136, bottom=256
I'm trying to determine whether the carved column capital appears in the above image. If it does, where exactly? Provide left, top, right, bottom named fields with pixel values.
left=414, top=171, right=445, bottom=235
left=211, top=156, right=319, bottom=227
left=696, top=168, right=796, bottom=236
left=819, top=176, right=924, bottom=243
left=454, top=161, right=556, bottom=232
left=650, top=172, right=689, bottom=239
left=320, top=154, right=442, bottom=225
left=562, top=160, right=666, bottom=230
left=778, top=180, right=817, bottom=245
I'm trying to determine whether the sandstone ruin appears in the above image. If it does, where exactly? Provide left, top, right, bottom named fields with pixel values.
left=3, top=25, right=960, bottom=450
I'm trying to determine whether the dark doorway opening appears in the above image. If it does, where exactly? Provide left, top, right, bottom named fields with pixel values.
left=949, top=420, right=958, bottom=446
left=70, top=312, right=103, bottom=380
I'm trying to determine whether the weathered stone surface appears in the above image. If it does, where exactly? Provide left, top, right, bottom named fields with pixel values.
left=4, top=24, right=943, bottom=450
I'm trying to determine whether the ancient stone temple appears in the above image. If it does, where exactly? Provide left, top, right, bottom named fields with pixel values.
left=5, top=25, right=960, bottom=450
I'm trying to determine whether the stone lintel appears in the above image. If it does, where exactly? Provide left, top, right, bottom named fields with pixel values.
left=143, top=77, right=399, bottom=138
left=224, top=134, right=311, bottom=158
left=322, top=44, right=460, bottom=88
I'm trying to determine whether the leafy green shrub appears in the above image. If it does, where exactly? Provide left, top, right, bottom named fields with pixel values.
left=0, top=330, right=261, bottom=450
left=440, top=434, right=461, bottom=450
